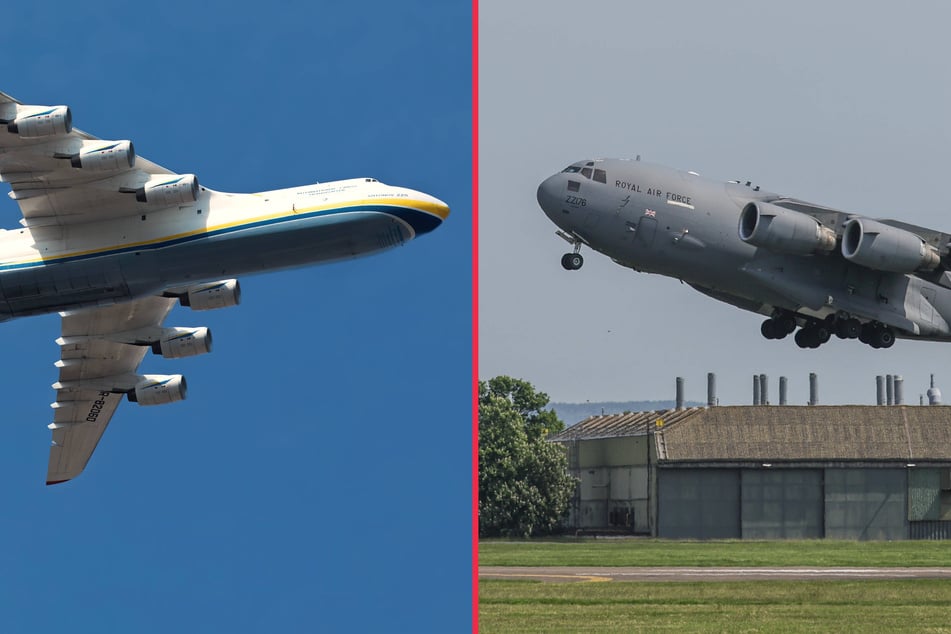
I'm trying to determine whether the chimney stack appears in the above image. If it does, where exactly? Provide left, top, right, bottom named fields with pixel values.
left=676, top=376, right=685, bottom=410
left=876, top=375, right=885, bottom=406
left=759, top=374, right=769, bottom=405
left=779, top=376, right=788, bottom=405
left=707, top=372, right=716, bottom=407
left=895, top=376, right=904, bottom=405
left=753, top=375, right=761, bottom=405
left=886, top=374, right=894, bottom=406
left=808, top=372, right=818, bottom=406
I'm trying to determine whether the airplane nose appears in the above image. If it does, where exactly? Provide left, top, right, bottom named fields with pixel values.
left=536, top=174, right=561, bottom=219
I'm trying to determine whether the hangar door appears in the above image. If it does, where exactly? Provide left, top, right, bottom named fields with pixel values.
left=741, top=469, right=823, bottom=539
left=825, top=468, right=907, bottom=540
left=658, top=469, right=740, bottom=539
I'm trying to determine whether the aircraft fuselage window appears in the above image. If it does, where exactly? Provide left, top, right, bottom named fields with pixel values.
left=581, top=167, right=593, bottom=179
left=593, top=169, right=607, bottom=184
left=562, top=166, right=582, bottom=173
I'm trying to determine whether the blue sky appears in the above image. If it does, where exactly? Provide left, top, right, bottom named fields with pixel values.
left=0, top=2, right=471, bottom=632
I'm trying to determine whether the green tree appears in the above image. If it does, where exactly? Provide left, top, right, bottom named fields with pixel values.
left=478, top=376, right=577, bottom=537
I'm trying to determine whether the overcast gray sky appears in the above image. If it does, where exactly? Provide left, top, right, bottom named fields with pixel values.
left=479, top=1, right=951, bottom=406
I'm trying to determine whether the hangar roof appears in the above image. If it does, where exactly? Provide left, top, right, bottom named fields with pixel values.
left=549, top=406, right=951, bottom=462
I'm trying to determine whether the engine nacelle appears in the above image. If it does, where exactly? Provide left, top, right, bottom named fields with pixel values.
left=71, top=140, right=135, bottom=171
left=135, top=174, right=200, bottom=206
left=182, top=280, right=241, bottom=311
left=842, top=217, right=941, bottom=272
left=153, top=327, right=212, bottom=359
left=130, top=374, right=187, bottom=406
left=738, top=202, right=836, bottom=255
left=7, top=105, right=72, bottom=138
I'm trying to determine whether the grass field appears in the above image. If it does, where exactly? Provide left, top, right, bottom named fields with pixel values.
left=479, top=538, right=951, bottom=567
left=479, top=579, right=951, bottom=633
left=479, top=540, right=951, bottom=631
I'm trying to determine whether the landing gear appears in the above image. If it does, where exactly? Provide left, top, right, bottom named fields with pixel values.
left=764, top=311, right=896, bottom=350
left=862, top=322, right=895, bottom=349
left=561, top=252, right=584, bottom=270
left=556, top=230, right=585, bottom=271
left=761, top=314, right=797, bottom=340
left=794, top=323, right=831, bottom=349
left=835, top=318, right=861, bottom=340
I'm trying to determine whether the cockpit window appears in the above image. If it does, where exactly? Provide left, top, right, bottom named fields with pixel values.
left=581, top=167, right=593, bottom=179
left=593, top=168, right=607, bottom=184
left=561, top=166, right=582, bottom=173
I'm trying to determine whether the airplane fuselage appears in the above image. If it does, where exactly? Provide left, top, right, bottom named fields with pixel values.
left=0, top=178, right=448, bottom=318
left=537, top=158, right=951, bottom=347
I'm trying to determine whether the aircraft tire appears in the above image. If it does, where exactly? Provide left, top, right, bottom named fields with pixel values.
left=875, top=328, right=895, bottom=349
left=761, top=320, right=777, bottom=339
left=777, top=314, right=797, bottom=334
left=845, top=319, right=861, bottom=339
left=794, top=329, right=811, bottom=349
left=560, top=253, right=581, bottom=270
left=815, top=326, right=831, bottom=344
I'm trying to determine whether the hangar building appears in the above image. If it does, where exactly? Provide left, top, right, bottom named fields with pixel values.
left=549, top=406, right=951, bottom=539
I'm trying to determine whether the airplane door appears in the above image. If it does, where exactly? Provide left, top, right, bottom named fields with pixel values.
left=636, top=216, right=657, bottom=247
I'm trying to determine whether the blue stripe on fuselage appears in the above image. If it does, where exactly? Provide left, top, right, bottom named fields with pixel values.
left=0, top=203, right=441, bottom=272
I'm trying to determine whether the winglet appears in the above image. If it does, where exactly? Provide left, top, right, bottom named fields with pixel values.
left=46, top=479, right=70, bottom=486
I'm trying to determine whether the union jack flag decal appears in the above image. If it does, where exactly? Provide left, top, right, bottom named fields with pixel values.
left=644, top=209, right=656, bottom=218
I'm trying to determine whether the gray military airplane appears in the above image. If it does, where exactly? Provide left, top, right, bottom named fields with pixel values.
left=537, top=158, right=951, bottom=350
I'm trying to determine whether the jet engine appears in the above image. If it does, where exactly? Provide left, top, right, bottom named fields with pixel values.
left=738, top=202, right=836, bottom=255
left=842, top=217, right=941, bottom=273
left=135, top=174, right=200, bottom=206
left=7, top=105, right=72, bottom=138
left=183, top=280, right=241, bottom=311
left=71, top=140, right=135, bottom=171
left=130, top=375, right=187, bottom=406
left=153, top=327, right=212, bottom=359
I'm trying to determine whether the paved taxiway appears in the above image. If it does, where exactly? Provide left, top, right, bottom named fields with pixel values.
left=479, top=566, right=951, bottom=582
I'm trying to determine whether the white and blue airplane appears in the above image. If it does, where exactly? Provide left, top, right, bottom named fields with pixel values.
left=0, top=90, right=449, bottom=484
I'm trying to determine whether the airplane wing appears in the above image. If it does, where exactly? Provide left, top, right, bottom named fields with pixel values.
left=0, top=89, right=182, bottom=227
left=47, top=295, right=177, bottom=485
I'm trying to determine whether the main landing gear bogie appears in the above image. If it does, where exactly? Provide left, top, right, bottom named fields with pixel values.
left=761, top=313, right=895, bottom=349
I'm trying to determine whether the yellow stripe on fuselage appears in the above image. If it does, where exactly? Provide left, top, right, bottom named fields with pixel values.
left=3, top=197, right=445, bottom=267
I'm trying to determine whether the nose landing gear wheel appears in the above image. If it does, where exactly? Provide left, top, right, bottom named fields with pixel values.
left=561, top=253, right=584, bottom=270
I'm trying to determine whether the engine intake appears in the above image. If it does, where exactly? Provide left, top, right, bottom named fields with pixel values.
left=842, top=217, right=941, bottom=273
left=738, top=202, right=836, bottom=255
left=181, top=280, right=241, bottom=311
left=153, top=327, right=212, bottom=359
left=7, top=105, right=72, bottom=138
left=71, top=140, right=135, bottom=171
left=130, top=375, right=187, bottom=406
left=136, top=174, right=200, bottom=206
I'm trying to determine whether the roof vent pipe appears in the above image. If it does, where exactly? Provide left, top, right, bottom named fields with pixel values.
left=759, top=374, right=769, bottom=405
left=675, top=377, right=685, bottom=410
left=876, top=375, right=885, bottom=406
left=753, top=375, right=760, bottom=405
left=895, top=375, right=904, bottom=405
left=886, top=374, right=894, bottom=406
left=707, top=372, right=716, bottom=407
left=779, top=376, right=788, bottom=405
left=808, top=372, right=818, bottom=406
